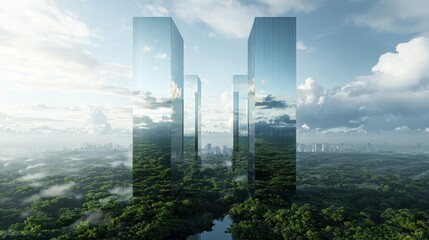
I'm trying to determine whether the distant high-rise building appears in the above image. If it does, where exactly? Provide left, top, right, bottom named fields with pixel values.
left=205, top=143, right=213, bottom=155
left=248, top=17, right=296, bottom=198
left=133, top=17, right=184, bottom=197
left=184, top=75, right=201, bottom=164
left=322, top=143, right=330, bottom=152
left=213, top=146, right=221, bottom=155
left=313, top=143, right=322, bottom=152
left=232, top=75, right=249, bottom=182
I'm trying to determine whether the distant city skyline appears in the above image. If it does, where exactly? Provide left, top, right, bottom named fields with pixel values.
left=297, top=142, right=429, bottom=154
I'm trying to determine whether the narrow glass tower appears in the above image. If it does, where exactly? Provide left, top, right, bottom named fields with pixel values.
left=232, top=75, right=249, bottom=182
left=248, top=17, right=296, bottom=200
left=133, top=17, right=184, bottom=197
left=184, top=75, right=201, bottom=165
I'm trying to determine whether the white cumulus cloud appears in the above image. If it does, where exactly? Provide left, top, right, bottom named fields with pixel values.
left=298, top=37, right=429, bottom=133
left=370, top=37, right=429, bottom=90
left=173, top=0, right=322, bottom=38
left=297, top=41, right=315, bottom=53
left=0, top=0, right=131, bottom=96
left=140, top=0, right=169, bottom=17
left=82, top=108, right=112, bottom=134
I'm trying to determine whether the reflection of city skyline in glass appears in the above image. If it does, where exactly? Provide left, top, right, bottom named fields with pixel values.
left=248, top=17, right=296, bottom=199
left=132, top=17, right=184, bottom=197
left=184, top=75, right=201, bottom=164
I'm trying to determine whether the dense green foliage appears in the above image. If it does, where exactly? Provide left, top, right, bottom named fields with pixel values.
left=253, top=138, right=296, bottom=205
left=229, top=152, right=429, bottom=239
left=0, top=140, right=234, bottom=239
left=1, top=148, right=428, bottom=239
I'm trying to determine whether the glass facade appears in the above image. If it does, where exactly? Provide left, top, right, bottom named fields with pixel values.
left=184, top=75, right=201, bottom=165
left=133, top=17, right=184, bottom=197
left=248, top=17, right=296, bottom=200
left=232, top=75, right=249, bottom=182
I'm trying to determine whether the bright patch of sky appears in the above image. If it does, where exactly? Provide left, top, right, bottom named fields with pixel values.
left=1, top=0, right=429, bottom=148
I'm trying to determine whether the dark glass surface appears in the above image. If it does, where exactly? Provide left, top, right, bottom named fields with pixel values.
left=248, top=17, right=296, bottom=201
left=184, top=75, right=201, bottom=165
left=232, top=75, right=249, bottom=197
left=133, top=17, right=184, bottom=197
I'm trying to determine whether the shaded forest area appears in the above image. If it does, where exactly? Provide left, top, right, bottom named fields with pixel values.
left=0, top=147, right=428, bottom=239
left=229, top=152, right=429, bottom=239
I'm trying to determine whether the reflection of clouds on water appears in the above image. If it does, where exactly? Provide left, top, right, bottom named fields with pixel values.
left=200, top=215, right=233, bottom=239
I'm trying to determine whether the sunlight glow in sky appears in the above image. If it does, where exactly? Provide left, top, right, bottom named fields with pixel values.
left=1, top=0, right=429, bottom=148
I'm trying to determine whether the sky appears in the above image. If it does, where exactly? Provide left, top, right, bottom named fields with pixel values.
left=1, top=0, right=429, bottom=149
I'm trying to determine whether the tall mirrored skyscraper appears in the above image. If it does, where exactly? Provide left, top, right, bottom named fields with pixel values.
left=133, top=17, right=184, bottom=197
left=248, top=17, right=296, bottom=200
left=232, top=75, right=249, bottom=182
left=184, top=75, right=201, bottom=164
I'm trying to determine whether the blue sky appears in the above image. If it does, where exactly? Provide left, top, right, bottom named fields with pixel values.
left=1, top=0, right=429, bottom=148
